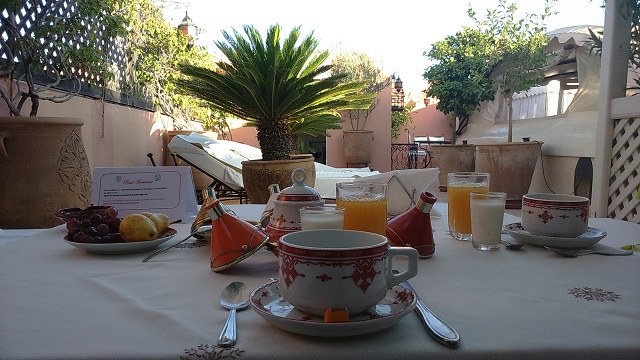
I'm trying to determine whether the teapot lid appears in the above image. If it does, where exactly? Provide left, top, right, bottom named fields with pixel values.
left=276, top=168, right=321, bottom=202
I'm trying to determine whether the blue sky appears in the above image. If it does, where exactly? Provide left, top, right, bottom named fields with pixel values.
left=163, top=0, right=605, bottom=96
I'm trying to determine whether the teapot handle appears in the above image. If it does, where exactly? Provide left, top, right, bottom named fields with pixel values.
left=0, top=131, right=8, bottom=158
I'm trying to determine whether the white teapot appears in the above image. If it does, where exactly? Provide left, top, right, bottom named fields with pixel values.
left=265, top=168, right=324, bottom=245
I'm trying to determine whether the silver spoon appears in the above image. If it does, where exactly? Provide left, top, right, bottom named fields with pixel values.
left=501, top=239, right=524, bottom=250
left=218, top=282, right=250, bottom=347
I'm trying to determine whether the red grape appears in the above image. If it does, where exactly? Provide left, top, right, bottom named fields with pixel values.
left=89, top=214, right=103, bottom=226
left=105, top=207, right=118, bottom=219
left=96, top=223, right=110, bottom=236
left=66, top=218, right=80, bottom=231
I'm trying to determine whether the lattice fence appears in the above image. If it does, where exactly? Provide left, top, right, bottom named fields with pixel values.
left=608, top=97, right=640, bottom=223
left=0, top=0, right=146, bottom=105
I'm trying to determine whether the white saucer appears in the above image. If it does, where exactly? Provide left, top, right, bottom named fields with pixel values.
left=250, top=280, right=417, bottom=337
left=503, top=223, right=606, bottom=248
left=65, top=228, right=177, bottom=255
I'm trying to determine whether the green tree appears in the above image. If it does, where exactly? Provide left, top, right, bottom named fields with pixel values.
left=122, top=0, right=230, bottom=136
left=175, top=24, right=374, bottom=161
left=423, top=27, right=497, bottom=136
left=589, top=0, right=640, bottom=92
left=423, top=0, right=555, bottom=142
left=330, top=50, right=390, bottom=130
left=391, top=102, right=415, bottom=140
left=469, top=0, right=556, bottom=141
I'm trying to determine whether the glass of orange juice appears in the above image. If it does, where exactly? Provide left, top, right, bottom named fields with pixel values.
left=447, top=172, right=490, bottom=241
left=335, top=182, right=388, bottom=235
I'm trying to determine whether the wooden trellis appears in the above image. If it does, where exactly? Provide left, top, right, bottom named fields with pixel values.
left=608, top=98, right=639, bottom=222
left=0, top=0, right=136, bottom=99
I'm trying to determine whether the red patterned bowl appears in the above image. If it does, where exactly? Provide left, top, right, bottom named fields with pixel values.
left=521, top=193, right=589, bottom=237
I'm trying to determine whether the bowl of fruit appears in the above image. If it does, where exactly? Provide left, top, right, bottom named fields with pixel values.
left=58, top=206, right=176, bottom=254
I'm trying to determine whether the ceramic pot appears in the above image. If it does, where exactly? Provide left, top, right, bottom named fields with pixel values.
left=0, top=117, right=92, bottom=228
left=241, top=154, right=316, bottom=204
left=343, top=130, right=374, bottom=165
left=430, top=144, right=475, bottom=191
left=475, top=142, right=542, bottom=209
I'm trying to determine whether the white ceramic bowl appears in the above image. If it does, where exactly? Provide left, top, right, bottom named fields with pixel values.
left=521, top=193, right=589, bottom=237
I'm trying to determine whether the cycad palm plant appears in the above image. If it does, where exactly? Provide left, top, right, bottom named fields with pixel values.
left=175, top=24, right=374, bottom=161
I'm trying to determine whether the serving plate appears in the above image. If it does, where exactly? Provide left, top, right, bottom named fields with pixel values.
left=250, top=280, right=416, bottom=337
left=503, top=223, right=606, bottom=248
left=64, top=228, right=177, bottom=255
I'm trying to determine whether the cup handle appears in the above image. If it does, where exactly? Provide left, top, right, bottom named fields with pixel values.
left=386, top=247, right=419, bottom=288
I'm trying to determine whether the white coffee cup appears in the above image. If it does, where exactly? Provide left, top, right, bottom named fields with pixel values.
left=278, top=229, right=419, bottom=317
left=521, top=193, right=589, bottom=237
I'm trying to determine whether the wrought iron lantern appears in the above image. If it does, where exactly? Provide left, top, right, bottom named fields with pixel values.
left=391, top=73, right=405, bottom=112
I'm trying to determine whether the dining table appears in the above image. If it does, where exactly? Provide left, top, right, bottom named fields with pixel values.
left=1, top=202, right=639, bottom=360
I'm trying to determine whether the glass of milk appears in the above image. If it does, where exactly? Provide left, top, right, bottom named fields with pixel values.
left=470, top=192, right=507, bottom=250
left=300, top=205, right=345, bottom=230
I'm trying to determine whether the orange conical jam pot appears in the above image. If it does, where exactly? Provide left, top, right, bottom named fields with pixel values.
left=205, top=200, right=270, bottom=272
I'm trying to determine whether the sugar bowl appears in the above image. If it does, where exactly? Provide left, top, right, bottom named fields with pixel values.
left=265, top=168, right=324, bottom=244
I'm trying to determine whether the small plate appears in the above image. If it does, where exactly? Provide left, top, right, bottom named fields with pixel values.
left=64, top=228, right=177, bottom=255
left=503, top=223, right=606, bottom=248
left=250, top=280, right=416, bottom=337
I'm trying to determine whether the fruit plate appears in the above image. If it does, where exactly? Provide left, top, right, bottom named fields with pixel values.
left=64, top=228, right=177, bottom=255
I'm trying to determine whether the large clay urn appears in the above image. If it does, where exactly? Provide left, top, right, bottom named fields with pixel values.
left=0, top=117, right=92, bottom=228
left=430, top=144, right=476, bottom=191
left=241, top=154, right=316, bottom=204
left=343, top=130, right=374, bottom=165
left=474, top=141, right=542, bottom=209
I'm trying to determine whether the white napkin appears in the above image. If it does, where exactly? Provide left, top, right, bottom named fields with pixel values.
left=352, top=168, right=441, bottom=216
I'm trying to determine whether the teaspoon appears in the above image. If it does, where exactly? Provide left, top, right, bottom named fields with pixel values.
left=501, top=239, right=524, bottom=250
left=218, top=282, right=250, bottom=347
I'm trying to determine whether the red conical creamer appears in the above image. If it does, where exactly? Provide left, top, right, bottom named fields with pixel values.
left=386, top=191, right=437, bottom=258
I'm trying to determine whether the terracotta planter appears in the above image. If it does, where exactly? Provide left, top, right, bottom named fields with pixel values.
left=430, top=144, right=476, bottom=191
left=241, top=154, right=316, bottom=204
left=343, top=130, right=374, bottom=165
left=474, top=142, right=542, bottom=209
left=0, top=117, right=92, bottom=228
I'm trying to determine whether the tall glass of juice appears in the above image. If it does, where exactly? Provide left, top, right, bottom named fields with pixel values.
left=335, top=182, right=388, bottom=235
left=447, top=172, right=490, bottom=241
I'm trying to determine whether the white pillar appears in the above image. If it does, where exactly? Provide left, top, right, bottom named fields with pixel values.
left=592, top=0, right=633, bottom=217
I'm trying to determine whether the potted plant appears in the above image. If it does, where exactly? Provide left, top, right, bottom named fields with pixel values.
left=0, top=0, right=127, bottom=228
left=175, top=24, right=373, bottom=203
left=424, top=0, right=553, bottom=202
left=422, top=26, right=496, bottom=190
left=330, top=50, right=390, bottom=166
left=469, top=0, right=552, bottom=207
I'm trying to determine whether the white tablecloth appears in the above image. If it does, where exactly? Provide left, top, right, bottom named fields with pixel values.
left=1, top=203, right=639, bottom=360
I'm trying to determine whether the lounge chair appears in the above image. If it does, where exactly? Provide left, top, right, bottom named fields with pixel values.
left=167, top=132, right=379, bottom=202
